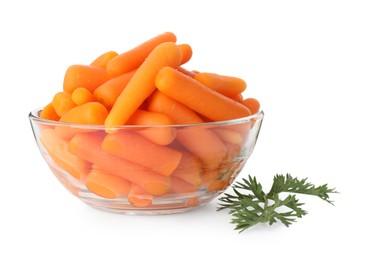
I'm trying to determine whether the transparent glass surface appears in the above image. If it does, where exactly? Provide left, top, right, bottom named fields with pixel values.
left=29, top=108, right=264, bottom=215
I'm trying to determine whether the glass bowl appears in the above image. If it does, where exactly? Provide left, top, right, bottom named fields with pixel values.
left=29, top=108, right=263, bottom=215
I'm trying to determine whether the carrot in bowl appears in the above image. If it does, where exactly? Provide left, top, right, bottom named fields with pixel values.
left=105, top=42, right=182, bottom=127
left=177, top=43, right=192, bottom=65
left=172, top=152, right=202, bottom=186
left=106, top=32, right=177, bottom=76
left=128, top=184, right=153, bottom=208
left=147, top=91, right=203, bottom=124
left=63, top=65, right=113, bottom=93
left=241, top=97, right=261, bottom=115
left=40, top=128, right=90, bottom=180
left=85, top=166, right=131, bottom=199
left=93, top=70, right=136, bottom=109
left=69, top=133, right=171, bottom=196
left=155, top=67, right=251, bottom=122
left=40, top=102, right=60, bottom=121
left=176, top=127, right=227, bottom=168
left=102, top=131, right=182, bottom=176
left=194, top=72, right=247, bottom=97
left=52, top=91, right=76, bottom=117
left=71, top=87, right=96, bottom=105
left=90, top=51, right=118, bottom=68
left=127, top=108, right=176, bottom=145
left=59, top=102, right=108, bottom=125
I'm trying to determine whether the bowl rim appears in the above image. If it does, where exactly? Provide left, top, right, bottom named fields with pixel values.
left=29, top=107, right=264, bottom=129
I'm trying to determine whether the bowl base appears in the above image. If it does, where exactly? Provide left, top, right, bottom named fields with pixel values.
left=78, top=189, right=217, bottom=216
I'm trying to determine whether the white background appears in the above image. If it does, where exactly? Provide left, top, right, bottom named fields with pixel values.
left=1, top=0, right=367, bottom=259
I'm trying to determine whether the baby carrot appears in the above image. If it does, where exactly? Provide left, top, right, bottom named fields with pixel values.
left=155, top=67, right=251, bottom=121
left=177, top=66, right=197, bottom=78
left=59, top=102, right=108, bottom=124
left=54, top=102, right=108, bottom=139
left=41, top=128, right=90, bottom=180
left=170, top=176, right=198, bottom=194
left=148, top=91, right=228, bottom=166
left=90, top=51, right=118, bottom=68
left=69, top=133, right=171, bottom=196
left=186, top=197, right=200, bottom=207
left=52, top=91, right=76, bottom=117
left=177, top=43, right=192, bottom=65
left=128, top=184, right=153, bottom=208
left=40, top=102, right=60, bottom=121
left=106, top=32, right=177, bottom=76
left=102, top=131, right=182, bottom=176
left=85, top=166, right=131, bottom=199
left=71, top=87, right=96, bottom=105
left=127, top=108, right=176, bottom=145
left=241, top=97, right=261, bottom=115
left=93, top=70, right=136, bottom=109
left=172, top=152, right=202, bottom=186
left=207, top=179, right=227, bottom=192
left=176, top=127, right=227, bottom=168
left=63, top=65, right=113, bottom=93
left=229, top=93, right=243, bottom=103
left=194, top=72, right=247, bottom=97
left=105, top=42, right=182, bottom=127
left=213, top=128, right=243, bottom=145
left=147, top=91, right=203, bottom=124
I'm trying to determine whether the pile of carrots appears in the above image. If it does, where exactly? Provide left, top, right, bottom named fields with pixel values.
left=38, top=32, right=261, bottom=208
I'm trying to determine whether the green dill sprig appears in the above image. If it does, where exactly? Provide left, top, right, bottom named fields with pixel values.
left=217, top=174, right=337, bottom=232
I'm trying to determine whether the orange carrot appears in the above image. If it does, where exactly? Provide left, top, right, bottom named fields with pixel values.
left=69, top=133, right=171, bottom=196
left=63, top=65, right=113, bottom=93
left=105, top=42, right=182, bottom=127
left=172, top=152, right=202, bottom=186
left=186, top=197, right=200, bottom=207
left=102, top=131, right=182, bottom=176
left=155, top=67, right=251, bottom=121
left=93, top=70, right=136, bottom=109
left=241, top=97, right=261, bottom=115
left=90, top=51, right=118, bottom=68
left=85, top=166, right=131, bottom=199
left=128, top=184, right=153, bottom=208
left=148, top=91, right=228, bottom=165
left=229, top=93, right=243, bottom=103
left=40, top=128, right=90, bottom=180
left=170, top=176, right=198, bottom=194
left=52, top=91, right=76, bottom=117
left=54, top=102, right=108, bottom=139
left=106, top=32, right=177, bottom=76
left=194, top=72, right=247, bottom=97
left=201, top=169, right=220, bottom=187
left=207, top=179, right=227, bottom=192
left=71, top=87, right=96, bottom=105
left=127, top=108, right=176, bottom=145
left=223, top=141, right=242, bottom=159
left=176, top=127, right=227, bottom=168
left=177, top=43, right=192, bottom=65
left=177, top=66, right=197, bottom=78
left=59, top=102, right=108, bottom=124
left=40, top=102, right=60, bottom=121
left=213, top=128, right=243, bottom=145
left=147, top=91, right=203, bottom=124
